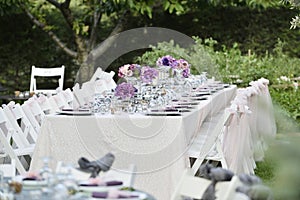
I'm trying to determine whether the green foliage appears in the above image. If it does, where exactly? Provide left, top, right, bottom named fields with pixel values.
left=214, top=39, right=300, bottom=124
left=0, top=13, right=77, bottom=93
left=135, top=37, right=220, bottom=78
left=126, top=5, right=300, bottom=59
left=137, top=37, right=300, bottom=126
left=254, top=156, right=276, bottom=185
left=283, top=0, right=300, bottom=28
left=0, top=0, right=24, bottom=15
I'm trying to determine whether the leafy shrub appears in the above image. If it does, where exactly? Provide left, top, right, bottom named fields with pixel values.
left=135, top=37, right=221, bottom=79
left=136, top=37, right=300, bottom=126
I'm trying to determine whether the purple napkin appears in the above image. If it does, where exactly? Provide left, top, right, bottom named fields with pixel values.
left=92, top=192, right=108, bottom=198
left=105, top=180, right=123, bottom=186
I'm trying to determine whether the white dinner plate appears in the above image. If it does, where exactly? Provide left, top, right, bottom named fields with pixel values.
left=22, top=180, right=48, bottom=187
left=78, top=180, right=124, bottom=193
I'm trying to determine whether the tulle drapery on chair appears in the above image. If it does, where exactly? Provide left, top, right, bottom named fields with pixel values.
left=222, top=95, right=256, bottom=175
left=222, top=78, right=276, bottom=174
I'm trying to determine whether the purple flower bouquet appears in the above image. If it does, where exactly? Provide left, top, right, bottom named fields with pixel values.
left=118, top=64, right=141, bottom=78
left=156, top=55, right=177, bottom=68
left=114, top=82, right=136, bottom=99
left=140, top=66, right=159, bottom=84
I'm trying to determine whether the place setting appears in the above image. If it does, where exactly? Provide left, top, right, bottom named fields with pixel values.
left=4, top=153, right=153, bottom=200
left=56, top=108, right=93, bottom=116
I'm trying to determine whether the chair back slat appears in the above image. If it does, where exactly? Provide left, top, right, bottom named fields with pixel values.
left=29, top=65, right=65, bottom=95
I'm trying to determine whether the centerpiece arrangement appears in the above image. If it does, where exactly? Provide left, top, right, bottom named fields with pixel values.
left=105, top=56, right=192, bottom=114
left=118, top=63, right=159, bottom=85
left=156, top=55, right=191, bottom=79
left=114, top=82, right=137, bottom=100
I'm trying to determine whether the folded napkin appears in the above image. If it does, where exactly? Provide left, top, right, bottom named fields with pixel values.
left=79, top=180, right=123, bottom=187
left=92, top=190, right=139, bottom=199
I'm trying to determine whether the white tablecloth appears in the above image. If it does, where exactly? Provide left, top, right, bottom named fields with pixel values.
left=30, top=85, right=236, bottom=200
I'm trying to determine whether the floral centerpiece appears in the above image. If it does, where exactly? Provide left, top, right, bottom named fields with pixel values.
left=118, top=64, right=141, bottom=78
left=114, top=82, right=136, bottom=99
left=140, top=66, right=159, bottom=84
left=156, top=55, right=177, bottom=81
left=156, top=55, right=177, bottom=68
left=156, top=55, right=191, bottom=78
left=173, top=58, right=191, bottom=78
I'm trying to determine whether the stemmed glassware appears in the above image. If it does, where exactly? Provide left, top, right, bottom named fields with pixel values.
left=157, top=66, right=171, bottom=86
left=0, top=170, right=12, bottom=199
left=91, top=71, right=212, bottom=114
left=200, top=72, right=208, bottom=85
left=39, top=156, right=55, bottom=198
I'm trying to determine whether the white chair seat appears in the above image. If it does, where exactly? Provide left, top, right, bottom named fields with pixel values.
left=188, top=109, right=229, bottom=174
left=172, top=169, right=244, bottom=200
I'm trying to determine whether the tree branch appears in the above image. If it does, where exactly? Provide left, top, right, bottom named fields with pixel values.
left=89, top=10, right=130, bottom=62
left=61, top=0, right=71, bottom=8
left=46, top=0, right=73, bottom=30
left=20, top=4, right=77, bottom=58
left=110, top=10, right=130, bottom=36
left=45, top=0, right=61, bottom=8
left=45, top=0, right=88, bottom=62
left=89, top=0, right=102, bottom=50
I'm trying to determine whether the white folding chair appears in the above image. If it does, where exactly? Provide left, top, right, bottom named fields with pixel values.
left=188, top=109, right=231, bottom=175
left=215, top=176, right=246, bottom=200
left=36, top=94, right=56, bottom=114
left=56, top=88, right=79, bottom=109
left=171, top=168, right=212, bottom=200
left=21, top=103, right=41, bottom=137
left=46, top=95, right=62, bottom=112
left=72, top=83, right=90, bottom=107
left=0, top=108, right=34, bottom=174
left=172, top=168, right=245, bottom=200
left=29, top=65, right=65, bottom=95
left=22, top=98, right=45, bottom=133
left=61, top=88, right=80, bottom=109
left=72, top=68, right=117, bottom=108
left=2, top=102, right=38, bottom=144
left=0, top=159, right=16, bottom=178
left=90, top=67, right=117, bottom=91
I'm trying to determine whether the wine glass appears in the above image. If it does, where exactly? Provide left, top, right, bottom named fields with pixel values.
left=39, top=156, right=54, bottom=198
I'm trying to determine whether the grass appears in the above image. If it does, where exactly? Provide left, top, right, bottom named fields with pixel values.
left=253, top=113, right=300, bottom=199
left=254, top=157, right=276, bottom=186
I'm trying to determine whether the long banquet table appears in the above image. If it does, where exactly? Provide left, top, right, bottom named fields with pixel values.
left=30, top=85, right=236, bottom=200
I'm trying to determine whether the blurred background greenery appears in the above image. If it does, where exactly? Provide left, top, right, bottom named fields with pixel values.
left=1, top=1, right=300, bottom=198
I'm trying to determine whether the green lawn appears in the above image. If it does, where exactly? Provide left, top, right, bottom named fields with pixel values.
left=254, top=118, right=300, bottom=199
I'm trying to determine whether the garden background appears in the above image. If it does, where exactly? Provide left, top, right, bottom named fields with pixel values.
left=1, top=1, right=300, bottom=198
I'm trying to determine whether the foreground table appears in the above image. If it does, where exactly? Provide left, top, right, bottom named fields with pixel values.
left=30, top=85, right=236, bottom=200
